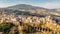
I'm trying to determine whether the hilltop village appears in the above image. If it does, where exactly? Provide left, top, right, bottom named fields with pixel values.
left=0, top=11, right=60, bottom=34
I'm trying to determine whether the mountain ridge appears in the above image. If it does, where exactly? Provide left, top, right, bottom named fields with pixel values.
left=6, top=4, right=48, bottom=10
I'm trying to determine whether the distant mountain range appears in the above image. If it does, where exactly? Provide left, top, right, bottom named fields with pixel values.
left=6, top=4, right=60, bottom=11
left=6, top=4, right=60, bottom=16
left=6, top=4, right=47, bottom=10
left=6, top=4, right=60, bottom=13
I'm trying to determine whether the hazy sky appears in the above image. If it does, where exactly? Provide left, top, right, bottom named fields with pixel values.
left=0, top=0, right=60, bottom=9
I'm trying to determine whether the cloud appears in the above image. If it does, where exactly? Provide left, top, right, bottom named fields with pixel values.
left=0, top=3, right=18, bottom=8
left=0, top=3, right=7, bottom=8
left=39, top=2, right=60, bottom=9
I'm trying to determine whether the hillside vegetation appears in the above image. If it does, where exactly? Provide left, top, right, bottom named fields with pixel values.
left=0, top=14, right=60, bottom=34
